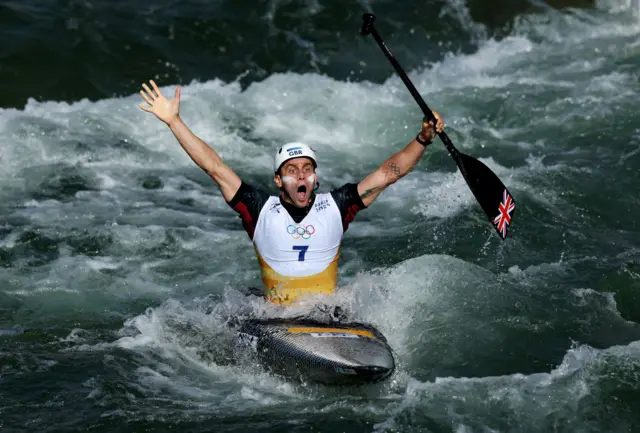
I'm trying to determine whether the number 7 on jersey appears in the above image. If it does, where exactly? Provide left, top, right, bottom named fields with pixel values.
left=293, top=245, right=309, bottom=261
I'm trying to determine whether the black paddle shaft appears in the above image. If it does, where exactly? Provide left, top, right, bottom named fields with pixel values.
left=361, top=13, right=460, bottom=161
left=360, top=13, right=516, bottom=240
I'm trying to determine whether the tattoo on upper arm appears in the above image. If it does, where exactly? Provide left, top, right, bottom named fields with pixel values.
left=361, top=186, right=380, bottom=199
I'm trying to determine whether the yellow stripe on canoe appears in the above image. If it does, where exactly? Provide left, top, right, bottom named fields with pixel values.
left=287, top=327, right=374, bottom=338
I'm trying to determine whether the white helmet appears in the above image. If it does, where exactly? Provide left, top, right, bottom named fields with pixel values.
left=273, top=142, right=317, bottom=173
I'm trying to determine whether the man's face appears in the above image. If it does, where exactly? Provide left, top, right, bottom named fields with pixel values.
left=274, top=157, right=316, bottom=207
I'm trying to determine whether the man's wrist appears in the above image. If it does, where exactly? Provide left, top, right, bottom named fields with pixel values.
left=167, top=114, right=182, bottom=128
left=415, top=132, right=432, bottom=147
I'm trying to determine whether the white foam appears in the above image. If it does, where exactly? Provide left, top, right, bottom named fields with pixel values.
left=69, top=296, right=307, bottom=409
left=597, top=0, right=640, bottom=16
left=374, top=340, right=640, bottom=432
left=2, top=3, right=640, bottom=426
left=3, top=8, right=634, bottom=242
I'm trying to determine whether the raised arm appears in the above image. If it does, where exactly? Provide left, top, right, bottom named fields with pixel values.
left=138, top=80, right=241, bottom=201
left=357, top=111, right=444, bottom=207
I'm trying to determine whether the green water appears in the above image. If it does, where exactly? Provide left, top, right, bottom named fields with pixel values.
left=2, top=1, right=640, bottom=432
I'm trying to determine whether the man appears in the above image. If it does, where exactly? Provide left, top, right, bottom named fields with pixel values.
left=138, top=80, right=444, bottom=304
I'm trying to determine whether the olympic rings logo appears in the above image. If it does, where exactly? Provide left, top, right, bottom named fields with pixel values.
left=287, top=224, right=316, bottom=240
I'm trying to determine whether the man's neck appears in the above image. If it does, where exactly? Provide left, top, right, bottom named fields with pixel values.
left=279, top=192, right=316, bottom=224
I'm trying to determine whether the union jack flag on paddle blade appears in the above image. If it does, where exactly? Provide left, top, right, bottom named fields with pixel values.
left=493, top=189, right=515, bottom=240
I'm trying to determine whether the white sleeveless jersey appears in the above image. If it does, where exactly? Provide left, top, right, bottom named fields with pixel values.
left=253, top=193, right=343, bottom=304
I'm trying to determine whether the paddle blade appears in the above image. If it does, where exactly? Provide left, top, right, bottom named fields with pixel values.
left=457, top=153, right=516, bottom=240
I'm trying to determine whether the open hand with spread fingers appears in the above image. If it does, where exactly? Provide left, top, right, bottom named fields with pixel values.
left=138, top=80, right=181, bottom=126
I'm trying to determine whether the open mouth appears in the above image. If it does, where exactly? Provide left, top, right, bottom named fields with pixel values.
left=296, top=185, right=307, bottom=201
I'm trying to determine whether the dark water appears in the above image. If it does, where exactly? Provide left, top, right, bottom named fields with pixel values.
left=1, top=0, right=584, bottom=109
left=2, top=0, right=640, bottom=432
